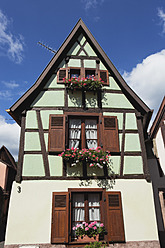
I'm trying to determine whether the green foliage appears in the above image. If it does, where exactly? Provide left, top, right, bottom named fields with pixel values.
left=85, top=241, right=106, bottom=248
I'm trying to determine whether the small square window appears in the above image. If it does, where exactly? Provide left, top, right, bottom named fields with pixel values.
left=85, top=69, right=96, bottom=79
left=70, top=69, right=80, bottom=78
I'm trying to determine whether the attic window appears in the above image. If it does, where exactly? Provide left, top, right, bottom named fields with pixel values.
left=70, top=68, right=80, bottom=78
left=85, top=69, right=96, bottom=78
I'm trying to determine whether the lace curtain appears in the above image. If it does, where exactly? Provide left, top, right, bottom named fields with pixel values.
left=69, top=119, right=98, bottom=149
left=72, top=193, right=100, bottom=223
left=69, top=119, right=81, bottom=149
left=85, top=119, right=98, bottom=149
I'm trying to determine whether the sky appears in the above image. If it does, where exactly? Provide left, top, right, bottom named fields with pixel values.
left=0, top=0, right=165, bottom=160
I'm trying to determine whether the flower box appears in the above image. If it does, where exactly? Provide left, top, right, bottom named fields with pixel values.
left=73, top=221, right=106, bottom=242
left=77, top=234, right=99, bottom=242
left=59, top=147, right=111, bottom=169
left=63, top=76, right=104, bottom=91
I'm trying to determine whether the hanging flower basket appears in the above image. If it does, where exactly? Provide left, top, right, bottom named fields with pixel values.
left=63, top=76, right=104, bottom=91
left=59, top=147, right=111, bottom=169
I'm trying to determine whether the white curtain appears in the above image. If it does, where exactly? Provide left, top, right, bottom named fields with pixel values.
left=88, top=193, right=100, bottom=221
left=72, top=193, right=100, bottom=223
left=73, top=194, right=85, bottom=222
left=69, top=119, right=81, bottom=149
left=85, top=119, right=97, bottom=149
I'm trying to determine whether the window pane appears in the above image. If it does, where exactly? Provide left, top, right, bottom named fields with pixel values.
left=69, top=119, right=81, bottom=149
left=89, top=208, right=100, bottom=221
left=88, top=193, right=100, bottom=206
left=85, top=70, right=95, bottom=79
left=70, top=69, right=80, bottom=78
left=73, top=208, right=85, bottom=221
left=73, top=193, right=84, bottom=207
left=85, top=119, right=97, bottom=149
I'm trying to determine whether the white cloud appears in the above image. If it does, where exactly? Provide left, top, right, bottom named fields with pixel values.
left=81, top=0, right=104, bottom=10
left=2, top=80, right=19, bottom=89
left=0, top=9, right=24, bottom=64
left=0, top=90, right=12, bottom=99
left=0, top=115, right=20, bottom=161
left=122, top=49, right=165, bottom=117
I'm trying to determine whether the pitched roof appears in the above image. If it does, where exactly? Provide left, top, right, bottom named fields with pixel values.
left=0, top=146, right=17, bottom=170
left=7, top=18, right=152, bottom=130
left=150, top=96, right=165, bottom=139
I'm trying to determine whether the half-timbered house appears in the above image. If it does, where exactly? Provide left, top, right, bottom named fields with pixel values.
left=5, top=19, right=159, bottom=247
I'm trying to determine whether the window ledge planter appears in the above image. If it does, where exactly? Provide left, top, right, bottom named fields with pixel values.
left=63, top=76, right=104, bottom=92
left=73, top=221, right=106, bottom=242
left=59, top=147, right=111, bottom=169
left=77, top=234, right=99, bottom=242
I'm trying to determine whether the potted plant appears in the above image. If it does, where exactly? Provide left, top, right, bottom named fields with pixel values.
left=72, top=221, right=106, bottom=242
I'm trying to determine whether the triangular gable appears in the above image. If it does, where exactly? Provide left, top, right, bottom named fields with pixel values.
left=0, top=146, right=17, bottom=170
left=7, top=18, right=152, bottom=130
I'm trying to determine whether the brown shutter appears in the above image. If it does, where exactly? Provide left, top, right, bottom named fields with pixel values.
left=48, top=115, right=65, bottom=152
left=106, top=192, right=125, bottom=242
left=51, top=192, right=69, bottom=243
left=57, top=69, right=67, bottom=83
left=102, top=116, right=119, bottom=152
left=99, top=70, right=109, bottom=85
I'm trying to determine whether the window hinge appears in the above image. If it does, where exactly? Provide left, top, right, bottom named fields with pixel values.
left=104, top=197, right=106, bottom=202
left=100, top=120, right=102, bottom=124
left=101, top=143, right=103, bottom=148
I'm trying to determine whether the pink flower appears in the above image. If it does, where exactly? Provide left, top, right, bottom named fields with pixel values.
left=93, top=226, right=97, bottom=230
left=100, top=223, right=104, bottom=227
left=85, top=227, right=89, bottom=231
left=71, top=147, right=74, bottom=150
left=85, top=223, right=88, bottom=226
left=72, top=227, right=76, bottom=230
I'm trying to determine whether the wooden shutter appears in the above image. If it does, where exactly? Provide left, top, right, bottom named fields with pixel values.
left=106, top=192, right=125, bottom=242
left=51, top=192, right=69, bottom=243
left=99, top=70, right=109, bottom=85
left=102, top=116, right=119, bottom=152
left=48, top=115, right=65, bottom=152
left=57, top=69, right=67, bottom=83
